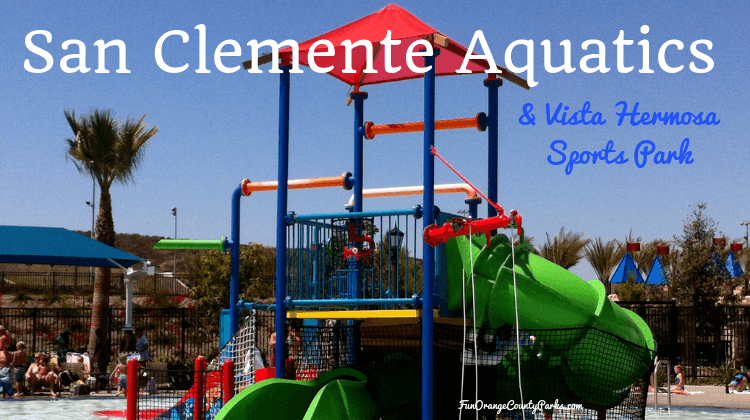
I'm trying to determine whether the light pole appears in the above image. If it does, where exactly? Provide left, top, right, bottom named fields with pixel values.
left=85, top=162, right=96, bottom=237
left=740, top=221, right=750, bottom=292
left=86, top=201, right=95, bottom=238
left=172, top=207, right=177, bottom=273
left=86, top=168, right=95, bottom=282
left=388, top=226, right=404, bottom=298
left=740, top=221, right=750, bottom=248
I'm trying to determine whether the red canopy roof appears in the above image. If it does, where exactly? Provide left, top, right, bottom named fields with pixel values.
left=243, top=4, right=528, bottom=89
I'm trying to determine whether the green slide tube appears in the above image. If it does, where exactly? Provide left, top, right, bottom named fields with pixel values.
left=446, top=233, right=655, bottom=407
left=214, top=367, right=377, bottom=420
left=448, top=235, right=600, bottom=333
left=154, top=237, right=226, bottom=252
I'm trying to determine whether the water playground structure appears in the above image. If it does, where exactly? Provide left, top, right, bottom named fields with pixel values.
left=151, top=5, right=655, bottom=420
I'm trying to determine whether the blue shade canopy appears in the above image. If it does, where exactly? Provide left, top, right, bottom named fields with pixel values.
left=610, top=252, right=645, bottom=284
left=726, top=251, right=744, bottom=278
left=0, top=226, right=144, bottom=268
left=713, top=252, right=732, bottom=278
left=646, top=255, right=668, bottom=285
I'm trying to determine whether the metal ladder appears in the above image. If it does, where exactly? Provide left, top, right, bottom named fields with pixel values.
left=653, top=359, right=672, bottom=410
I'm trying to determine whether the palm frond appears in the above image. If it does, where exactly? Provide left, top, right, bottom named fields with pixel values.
left=538, top=227, right=590, bottom=269
left=63, top=108, right=158, bottom=190
left=584, top=238, right=622, bottom=283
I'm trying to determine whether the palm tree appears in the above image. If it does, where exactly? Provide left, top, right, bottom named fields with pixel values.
left=584, top=238, right=624, bottom=295
left=537, top=227, right=590, bottom=269
left=64, top=109, right=158, bottom=360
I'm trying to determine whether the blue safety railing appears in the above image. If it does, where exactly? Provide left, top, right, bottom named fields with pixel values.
left=285, top=209, right=423, bottom=305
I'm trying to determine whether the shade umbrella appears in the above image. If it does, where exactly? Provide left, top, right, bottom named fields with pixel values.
left=243, top=4, right=528, bottom=89
left=645, top=255, right=668, bottom=285
left=609, top=253, right=644, bottom=284
left=725, top=251, right=744, bottom=278
left=0, top=225, right=143, bottom=268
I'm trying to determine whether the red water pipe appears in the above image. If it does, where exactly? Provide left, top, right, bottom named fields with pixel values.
left=126, top=359, right=139, bottom=420
left=423, top=210, right=522, bottom=248
left=364, top=112, right=486, bottom=140
left=222, top=359, right=235, bottom=405
left=342, top=222, right=374, bottom=260
left=194, top=356, right=206, bottom=420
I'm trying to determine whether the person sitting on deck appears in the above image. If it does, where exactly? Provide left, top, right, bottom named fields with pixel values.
left=26, top=353, right=61, bottom=398
left=670, top=365, right=687, bottom=395
left=0, top=326, right=9, bottom=354
left=0, top=343, right=13, bottom=397
left=729, top=350, right=749, bottom=392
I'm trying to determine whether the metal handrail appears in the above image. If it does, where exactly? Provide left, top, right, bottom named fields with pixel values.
left=653, top=359, right=672, bottom=410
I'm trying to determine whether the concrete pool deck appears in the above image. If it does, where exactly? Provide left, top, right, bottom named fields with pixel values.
left=647, top=385, right=750, bottom=410
left=9, top=385, right=750, bottom=414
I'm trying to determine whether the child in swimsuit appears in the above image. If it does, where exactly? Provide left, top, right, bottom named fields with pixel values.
left=729, top=352, right=749, bottom=392
left=11, top=342, right=27, bottom=396
left=671, top=365, right=687, bottom=395
left=110, top=355, right=128, bottom=396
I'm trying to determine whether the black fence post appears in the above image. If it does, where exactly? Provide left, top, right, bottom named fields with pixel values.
left=669, top=302, right=678, bottom=363
left=32, top=307, right=38, bottom=356
left=181, top=309, right=186, bottom=357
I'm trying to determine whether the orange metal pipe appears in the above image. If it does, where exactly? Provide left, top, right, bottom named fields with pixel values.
left=241, top=172, right=352, bottom=196
left=364, top=112, right=487, bottom=140
left=344, top=183, right=480, bottom=208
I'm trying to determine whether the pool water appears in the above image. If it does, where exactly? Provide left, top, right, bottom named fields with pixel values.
left=0, top=396, right=127, bottom=420
left=646, top=408, right=749, bottom=419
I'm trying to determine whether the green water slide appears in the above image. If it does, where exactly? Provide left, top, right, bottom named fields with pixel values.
left=447, top=234, right=655, bottom=407
left=214, top=367, right=378, bottom=420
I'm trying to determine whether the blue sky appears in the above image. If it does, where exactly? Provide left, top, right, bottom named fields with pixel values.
left=1, top=1, right=748, bottom=280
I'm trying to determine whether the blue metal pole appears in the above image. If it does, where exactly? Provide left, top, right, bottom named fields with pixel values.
left=352, top=91, right=368, bottom=213
left=422, top=50, right=438, bottom=420
left=484, top=77, right=502, bottom=221
left=350, top=91, right=368, bottom=301
left=287, top=298, right=418, bottom=307
left=275, top=65, right=291, bottom=379
left=229, top=186, right=242, bottom=337
left=466, top=197, right=481, bottom=220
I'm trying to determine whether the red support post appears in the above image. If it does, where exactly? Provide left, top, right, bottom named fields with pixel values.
left=194, top=356, right=206, bottom=420
left=126, top=359, right=139, bottom=420
left=222, top=359, right=235, bottom=405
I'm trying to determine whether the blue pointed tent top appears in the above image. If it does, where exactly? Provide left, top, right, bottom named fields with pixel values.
left=726, top=251, right=744, bottom=278
left=646, top=255, right=668, bottom=285
left=0, top=225, right=144, bottom=268
left=610, top=252, right=644, bottom=284
left=713, top=252, right=732, bottom=278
